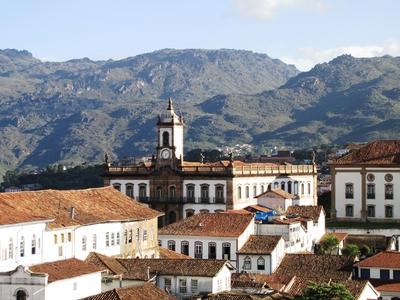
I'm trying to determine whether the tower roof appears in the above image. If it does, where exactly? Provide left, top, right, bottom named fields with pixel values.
left=158, top=97, right=183, bottom=125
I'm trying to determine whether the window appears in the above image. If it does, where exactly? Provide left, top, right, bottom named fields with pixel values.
left=385, top=184, right=394, bottom=199
left=345, top=205, right=354, bottom=217
left=186, top=209, right=194, bottom=218
left=143, top=230, right=147, bottom=241
left=179, top=279, right=187, bottom=294
left=257, top=256, right=265, bottom=270
left=186, top=184, right=195, bottom=201
left=105, top=232, right=110, bottom=247
left=169, top=186, right=176, bottom=200
left=126, top=184, right=134, bottom=198
left=113, top=183, right=121, bottom=191
left=201, top=184, right=209, bottom=202
left=287, top=181, right=292, bottom=194
left=82, top=236, right=87, bottom=251
left=300, top=183, right=304, bottom=195
left=61, top=233, right=65, bottom=243
left=307, top=182, right=311, bottom=195
left=111, top=233, right=115, bottom=246
left=8, top=239, right=13, bottom=259
left=245, top=186, right=250, bottom=198
left=385, top=205, right=393, bottom=218
left=394, top=270, right=400, bottom=280
left=367, top=184, right=375, bottom=199
left=243, top=256, right=251, bottom=270
left=360, top=269, right=370, bottom=279
left=139, top=184, right=147, bottom=200
left=215, top=185, right=224, bottom=202
left=168, top=211, right=177, bottom=224
left=191, top=279, right=199, bottom=294
left=181, top=241, right=189, bottom=256
left=20, top=236, right=25, bottom=257
left=167, top=240, right=176, bottom=251
left=68, top=232, right=72, bottom=242
left=73, top=282, right=77, bottom=290
left=367, top=205, right=375, bottom=218
left=208, top=242, right=216, bottom=259
left=274, top=182, right=279, bottom=189
left=128, top=229, right=132, bottom=243
left=16, top=290, right=27, bottom=300
left=345, top=183, right=354, bottom=199
left=238, top=186, right=242, bottom=199
left=156, top=186, right=162, bottom=200
left=54, top=234, right=58, bottom=244
left=380, top=269, right=390, bottom=280
left=164, top=278, right=172, bottom=291
left=31, top=235, right=36, bottom=255
left=281, top=182, right=285, bottom=191
left=253, top=185, right=257, bottom=197
left=162, top=131, right=169, bottom=147
left=222, top=243, right=231, bottom=260
left=293, top=181, right=298, bottom=195
left=116, top=232, right=120, bottom=245
left=58, top=245, right=63, bottom=257
left=194, top=241, right=203, bottom=259
left=124, top=230, right=128, bottom=244
left=92, top=234, right=97, bottom=250
left=136, top=228, right=139, bottom=241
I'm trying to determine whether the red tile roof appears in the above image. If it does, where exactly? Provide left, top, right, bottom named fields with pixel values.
left=85, top=252, right=126, bottom=276
left=0, top=187, right=162, bottom=228
left=158, top=213, right=254, bottom=237
left=354, top=251, right=400, bottom=268
left=244, top=205, right=273, bottom=213
left=322, top=232, right=348, bottom=243
left=30, top=258, right=103, bottom=283
left=331, top=140, right=400, bottom=165
left=255, top=188, right=295, bottom=199
left=237, top=235, right=282, bottom=255
left=286, top=206, right=324, bottom=222
left=158, top=247, right=192, bottom=259
left=80, top=282, right=176, bottom=300
left=369, top=279, right=400, bottom=293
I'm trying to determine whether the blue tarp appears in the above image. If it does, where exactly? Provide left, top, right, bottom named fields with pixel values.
left=255, top=210, right=276, bottom=221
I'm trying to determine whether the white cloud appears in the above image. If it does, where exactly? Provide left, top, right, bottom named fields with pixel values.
left=282, top=39, right=400, bottom=71
left=233, top=0, right=327, bottom=20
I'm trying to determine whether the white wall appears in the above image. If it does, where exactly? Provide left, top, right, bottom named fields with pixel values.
left=182, top=179, right=227, bottom=201
left=109, top=179, right=150, bottom=198
left=182, top=203, right=226, bottom=217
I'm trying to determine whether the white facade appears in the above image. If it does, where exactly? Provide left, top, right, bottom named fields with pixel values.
left=237, top=237, right=285, bottom=274
left=109, top=179, right=150, bottom=199
left=0, top=265, right=101, bottom=300
left=334, top=167, right=400, bottom=220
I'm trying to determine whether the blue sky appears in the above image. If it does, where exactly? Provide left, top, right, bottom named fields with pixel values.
left=1, top=0, right=399, bottom=70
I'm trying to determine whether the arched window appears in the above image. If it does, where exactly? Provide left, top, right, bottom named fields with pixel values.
left=243, top=256, right=251, bottom=270
left=281, top=181, right=286, bottom=191
left=194, top=241, right=203, bottom=259
left=8, top=238, right=13, bottom=259
left=245, top=186, right=250, bottom=198
left=167, top=240, right=176, bottom=251
left=237, top=186, right=242, bottom=199
left=257, top=256, right=265, bottom=270
left=169, top=186, right=176, bottom=200
left=200, top=209, right=209, bottom=214
left=54, top=234, right=58, bottom=244
left=82, top=236, right=87, bottom=251
left=16, top=290, right=27, bottom=300
left=126, top=183, right=134, bottom=198
left=156, top=186, right=163, bottom=200
left=168, top=211, right=177, bottom=224
left=307, top=182, right=311, bottom=195
left=20, top=236, right=25, bottom=258
left=294, top=181, right=298, bottom=195
left=300, top=183, right=304, bottom=195
left=253, top=185, right=257, bottom=197
left=112, top=183, right=121, bottom=192
left=31, top=235, right=36, bottom=255
left=185, top=209, right=195, bottom=218
left=273, top=182, right=279, bottom=189
left=287, top=181, right=292, bottom=194
left=162, top=131, right=169, bottom=147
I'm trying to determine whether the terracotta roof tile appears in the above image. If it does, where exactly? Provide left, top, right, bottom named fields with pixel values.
left=85, top=252, right=126, bottom=275
left=354, top=251, right=400, bottom=268
left=286, top=206, right=324, bottom=222
left=332, top=140, right=400, bottom=165
left=244, top=205, right=273, bottom=213
left=231, top=273, right=293, bottom=292
left=369, top=279, right=400, bottom=293
left=322, top=232, right=348, bottom=243
left=80, top=282, right=176, bottom=300
left=237, top=235, right=282, bottom=255
left=205, top=291, right=293, bottom=299
left=0, top=187, right=162, bottom=228
left=275, top=254, right=354, bottom=280
left=30, top=258, right=103, bottom=283
left=158, top=247, right=192, bottom=259
left=158, top=213, right=254, bottom=237
left=255, top=189, right=295, bottom=200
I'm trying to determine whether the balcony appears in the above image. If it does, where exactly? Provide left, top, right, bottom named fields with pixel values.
left=367, top=193, right=375, bottom=199
left=385, top=194, right=394, bottom=200
left=345, top=193, right=354, bottom=199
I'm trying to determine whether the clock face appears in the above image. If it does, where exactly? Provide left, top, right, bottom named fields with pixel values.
left=161, top=149, right=171, bottom=160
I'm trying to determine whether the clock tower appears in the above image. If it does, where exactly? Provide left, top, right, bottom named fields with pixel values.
left=156, top=98, right=184, bottom=168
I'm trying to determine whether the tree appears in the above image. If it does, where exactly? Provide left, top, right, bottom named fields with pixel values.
left=320, top=235, right=339, bottom=255
left=360, top=245, right=372, bottom=257
left=298, top=282, right=355, bottom=300
left=342, top=244, right=360, bottom=257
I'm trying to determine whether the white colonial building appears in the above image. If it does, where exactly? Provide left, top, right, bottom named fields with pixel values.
left=330, top=140, right=400, bottom=221
left=103, top=99, right=318, bottom=226
left=0, top=187, right=162, bottom=272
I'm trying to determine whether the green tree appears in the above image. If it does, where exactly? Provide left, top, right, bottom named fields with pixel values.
left=298, top=282, right=355, bottom=300
left=342, top=244, right=360, bottom=257
left=320, top=235, right=339, bottom=255
left=360, top=245, right=372, bottom=257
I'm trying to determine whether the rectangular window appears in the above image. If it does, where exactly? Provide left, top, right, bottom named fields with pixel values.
left=360, top=268, right=370, bottom=279
left=194, top=242, right=203, bottom=259
left=380, top=269, right=390, bottom=280
left=385, top=184, right=394, bottom=200
left=164, top=278, right=172, bottom=291
left=181, top=241, right=189, bottom=256
left=367, top=184, right=375, bottom=199
left=367, top=205, right=375, bottom=218
left=129, top=229, right=133, bottom=243
left=222, top=243, right=231, bottom=260
left=116, top=232, right=120, bottom=245
left=111, top=233, right=115, bottom=246
left=82, top=237, right=87, bottom=251
left=143, top=230, right=147, bottom=241
left=68, top=232, right=72, bottom=242
left=345, top=183, right=354, bottom=199
left=385, top=206, right=393, bottom=218
left=208, top=243, right=216, bottom=259
left=394, top=270, right=400, bottom=280
left=105, top=232, right=110, bottom=247
left=54, top=234, right=58, bottom=245
left=136, top=228, right=139, bottom=241
left=58, top=245, right=63, bottom=257
left=253, top=185, right=257, bottom=197
left=61, top=233, right=65, bottom=243
left=92, top=234, right=97, bottom=249
left=168, top=240, right=176, bottom=251
left=179, top=279, right=187, bottom=294
left=191, top=279, right=198, bottom=294
left=345, top=205, right=354, bottom=217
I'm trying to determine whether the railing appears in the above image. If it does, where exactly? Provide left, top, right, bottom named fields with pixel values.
left=136, top=196, right=226, bottom=204
left=385, top=194, right=394, bottom=200
left=367, top=193, right=375, bottom=199
left=345, top=193, right=354, bottom=199
left=232, top=164, right=316, bottom=175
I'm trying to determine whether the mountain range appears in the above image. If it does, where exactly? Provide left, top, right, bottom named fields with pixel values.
left=0, top=48, right=399, bottom=170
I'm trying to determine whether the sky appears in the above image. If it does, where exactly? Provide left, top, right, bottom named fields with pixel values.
left=1, top=0, right=400, bottom=70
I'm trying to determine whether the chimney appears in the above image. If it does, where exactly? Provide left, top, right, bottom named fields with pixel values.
left=70, top=207, right=75, bottom=220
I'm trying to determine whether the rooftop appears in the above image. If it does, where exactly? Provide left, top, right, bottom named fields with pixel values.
left=80, top=282, right=176, bottom=300
left=30, top=258, right=103, bottom=283
left=286, top=206, right=324, bottom=222
left=204, top=291, right=293, bottom=300
left=237, top=235, right=282, bottom=255
left=321, top=232, right=348, bottom=243
left=369, top=279, right=400, bottom=293
left=0, top=187, right=162, bottom=228
left=255, top=188, right=295, bottom=200
left=158, top=247, right=192, bottom=259
left=158, top=213, right=254, bottom=237
left=331, top=140, right=400, bottom=165
left=354, top=251, right=400, bottom=269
